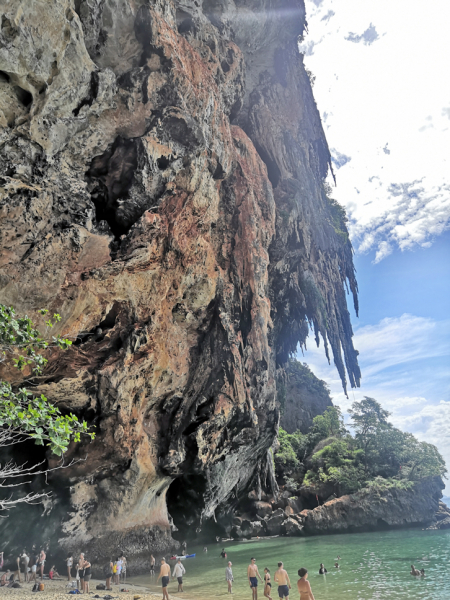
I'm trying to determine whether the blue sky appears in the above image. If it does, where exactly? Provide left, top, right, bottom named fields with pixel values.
left=297, top=0, right=450, bottom=488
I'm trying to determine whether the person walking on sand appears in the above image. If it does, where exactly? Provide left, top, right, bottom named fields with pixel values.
left=225, top=561, right=234, bottom=594
left=297, top=568, right=315, bottom=600
left=172, top=558, right=186, bottom=592
left=39, top=548, right=46, bottom=580
left=263, top=568, right=273, bottom=600
left=157, top=558, right=171, bottom=600
left=67, top=555, right=73, bottom=581
left=150, top=554, right=156, bottom=575
left=248, top=557, right=263, bottom=600
left=274, top=562, right=291, bottom=600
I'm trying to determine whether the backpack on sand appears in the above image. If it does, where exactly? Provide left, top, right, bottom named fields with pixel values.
left=96, top=583, right=106, bottom=590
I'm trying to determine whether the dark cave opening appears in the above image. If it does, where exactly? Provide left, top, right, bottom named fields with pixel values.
left=86, top=137, right=138, bottom=239
left=166, top=474, right=224, bottom=543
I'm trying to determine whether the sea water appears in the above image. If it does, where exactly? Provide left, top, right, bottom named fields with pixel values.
left=129, top=528, right=450, bottom=599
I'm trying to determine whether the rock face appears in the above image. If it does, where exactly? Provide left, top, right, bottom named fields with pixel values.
left=279, top=359, right=333, bottom=433
left=301, top=477, right=445, bottom=534
left=229, top=477, right=445, bottom=539
left=0, top=0, right=360, bottom=565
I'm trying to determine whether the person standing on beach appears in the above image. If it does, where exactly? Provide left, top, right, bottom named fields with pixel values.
left=225, top=561, right=234, bottom=594
left=263, top=568, right=273, bottom=600
left=82, top=557, right=92, bottom=594
left=15, top=554, right=21, bottom=582
left=120, top=554, right=127, bottom=582
left=150, top=555, right=156, bottom=575
left=297, top=568, right=315, bottom=600
left=104, top=559, right=113, bottom=590
left=157, top=558, right=171, bottom=600
left=39, top=548, right=46, bottom=580
left=172, top=558, right=186, bottom=592
left=116, top=556, right=123, bottom=584
left=78, top=553, right=85, bottom=592
left=247, top=557, right=263, bottom=600
left=274, top=562, right=291, bottom=600
left=66, top=555, right=73, bottom=581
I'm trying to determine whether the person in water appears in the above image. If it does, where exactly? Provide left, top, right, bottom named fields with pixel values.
left=220, top=548, right=227, bottom=558
left=150, top=554, right=156, bottom=574
left=274, top=562, right=291, bottom=600
left=319, top=564, right=327, bottom=575
left=248, top=557, right=263, bottom=600
left=297, top=568, right=315, bottom=600
left=157, top=558, right=171, bottom=600
left=225, top=561, right=234, bottom=594
left=263, top=567, right=273, bottom=600
left=420, top=569, right=426, bottom=577
left=334, top=562, right=339, bottom=569
left=410, top=565, right=420, bottom=576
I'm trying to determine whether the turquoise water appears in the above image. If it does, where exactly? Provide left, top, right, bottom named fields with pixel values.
left=129, top=529, right=450, bottom=599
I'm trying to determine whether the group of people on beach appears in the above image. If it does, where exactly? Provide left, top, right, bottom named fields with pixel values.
left=244, top=557, right=314, bottom=600
left=154, top=554, right=316, bottom=600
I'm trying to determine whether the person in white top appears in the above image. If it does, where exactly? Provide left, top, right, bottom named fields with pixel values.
left=66, top=556, right=73, bottom=581
left=172, top=559, right=186, bottom=592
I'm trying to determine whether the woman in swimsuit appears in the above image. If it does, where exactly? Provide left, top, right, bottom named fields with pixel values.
left=263, top=567, right=273, bottom=600
left=297, top=568, right=315, bottom=600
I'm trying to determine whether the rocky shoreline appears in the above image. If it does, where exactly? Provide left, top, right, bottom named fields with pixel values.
left=229, top=476, right=448, bottom=539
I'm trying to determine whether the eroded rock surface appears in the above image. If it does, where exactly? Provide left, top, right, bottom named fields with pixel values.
left=0, top=0, right=359, bottom=565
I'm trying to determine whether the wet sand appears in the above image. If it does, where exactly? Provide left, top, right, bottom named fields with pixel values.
left=0, top=578, right=167, bottom=600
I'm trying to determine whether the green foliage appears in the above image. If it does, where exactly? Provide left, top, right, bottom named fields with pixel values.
left=304, top=438, right=366, bottom=495
left=275, top=395, right=446, bottom=498
left=0, top=303, right=95, bottom=456
left=0, top=382, right=92, bottom=456
left=275, top=427, right=309, bottom=476
left=310, top=406, right=347, bottom=445
left=0, top=305, right=72, bottom=374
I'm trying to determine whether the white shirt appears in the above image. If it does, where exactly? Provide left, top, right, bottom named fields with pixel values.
left=172, top=563, right=186, bottom=578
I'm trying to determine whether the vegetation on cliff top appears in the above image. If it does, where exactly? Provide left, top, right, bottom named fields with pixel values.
left=275, top=398, right=446, bottom=498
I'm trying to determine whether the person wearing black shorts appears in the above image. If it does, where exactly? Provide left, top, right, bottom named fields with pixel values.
left=157, top=558, right=171, bottom=600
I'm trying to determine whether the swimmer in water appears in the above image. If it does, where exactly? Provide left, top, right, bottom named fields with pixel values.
left=334, top=562, right=339, bottom=569
left=410, top=565, right=420, bottom=576
left=297, top=568, right=315, bottom=600
left=319, top=564, right=327, bottom=575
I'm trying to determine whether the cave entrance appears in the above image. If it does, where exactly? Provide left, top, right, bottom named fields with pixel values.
left=166, top=474, right=224, bottom=543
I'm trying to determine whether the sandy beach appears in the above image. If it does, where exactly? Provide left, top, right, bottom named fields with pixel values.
left=0, top=578, right=165, bottom=600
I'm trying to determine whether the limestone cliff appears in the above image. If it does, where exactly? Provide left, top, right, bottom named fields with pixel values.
left=279, top=359, right=332, bottom=434
left=0, top=0, right=360, bottom=563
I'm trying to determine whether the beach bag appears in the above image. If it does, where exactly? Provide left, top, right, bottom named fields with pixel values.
left=39, top=582, right=45, bottom=591
left=12, top=582, right=21, bottom=588
left=32, top=583, right=39, bottom=592
left=96, top=583, right=106, bottom=590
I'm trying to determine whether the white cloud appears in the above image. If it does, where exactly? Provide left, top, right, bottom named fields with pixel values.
left=302, top=0, right=450, bottom=260
left=345, top=23, right=380, bottom=45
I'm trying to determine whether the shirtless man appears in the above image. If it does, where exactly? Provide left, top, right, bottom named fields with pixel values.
left=157, top=558, right=171, bottom=600
left=247, top=557, right=263, bottom=600
left=150, top=555, right=156, bottom=575
left=274, top=562, right=291, bottom=600
left=297, top=568, right=315, bottom=600
left=410, top=565, right=420, bottom=576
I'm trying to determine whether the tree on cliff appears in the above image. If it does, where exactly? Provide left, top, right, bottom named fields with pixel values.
left=0, top=304, right=94, bottom=511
